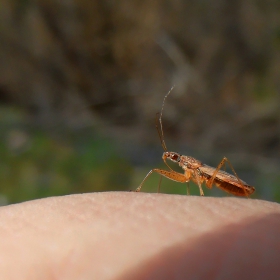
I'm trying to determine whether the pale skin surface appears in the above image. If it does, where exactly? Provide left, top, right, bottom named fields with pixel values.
left=0, top=192, right=280, bottom=280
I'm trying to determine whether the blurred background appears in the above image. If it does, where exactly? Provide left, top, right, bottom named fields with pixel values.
left=0, top=0, right=279, bottom=204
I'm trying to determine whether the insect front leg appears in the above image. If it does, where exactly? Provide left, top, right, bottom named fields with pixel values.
left=135, top=169, right=189, bottom=192
left=157, top=176, right=163, bottom=193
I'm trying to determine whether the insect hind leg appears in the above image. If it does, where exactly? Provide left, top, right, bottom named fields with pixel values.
left=206, top=157, right=249, bottom=196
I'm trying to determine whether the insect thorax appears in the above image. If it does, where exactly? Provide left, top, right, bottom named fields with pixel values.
left=180, top=155, right=202, bottom=169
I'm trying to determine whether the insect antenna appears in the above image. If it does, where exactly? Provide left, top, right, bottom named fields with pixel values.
left=155, top=85, right=175, bottom=152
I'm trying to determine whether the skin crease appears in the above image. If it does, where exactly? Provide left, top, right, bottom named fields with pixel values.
left=0, top=192, right=279, bottom=280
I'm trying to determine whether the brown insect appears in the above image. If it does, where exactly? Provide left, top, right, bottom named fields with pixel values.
left=135, top=87, right=255, bottom=197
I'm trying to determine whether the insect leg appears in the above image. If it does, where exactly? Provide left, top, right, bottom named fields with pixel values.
left=206, top=157, right=227, bottom=190
left=135, top=169, right=189, bottom=192
left=157, top=176, right=163, bottom=193
left=193, top=170, right=204, bottom=196
left=206, top=157, right=249, bottom=196
left=186, top=182, right=190, bottom=195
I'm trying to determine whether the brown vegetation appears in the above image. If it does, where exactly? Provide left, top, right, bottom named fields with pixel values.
left=0, top=0, right=279, bottom=157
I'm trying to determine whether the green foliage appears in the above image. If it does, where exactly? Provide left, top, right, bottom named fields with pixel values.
left=0, top=107, right=132, bottom=204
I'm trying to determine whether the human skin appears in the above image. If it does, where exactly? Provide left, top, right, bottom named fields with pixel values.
left=0, top=192, right=279, bottom=280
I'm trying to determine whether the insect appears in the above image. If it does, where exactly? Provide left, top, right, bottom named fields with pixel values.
left=135, top=86, right=255, bottom=197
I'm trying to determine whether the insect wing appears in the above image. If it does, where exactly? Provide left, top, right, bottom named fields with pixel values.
left=199, top=164, right=247, bottom=185
left=199, top=164, right=255, bottom=196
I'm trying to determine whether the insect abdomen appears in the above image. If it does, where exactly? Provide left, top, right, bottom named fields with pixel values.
left=214, top=179, right=255, bottom=197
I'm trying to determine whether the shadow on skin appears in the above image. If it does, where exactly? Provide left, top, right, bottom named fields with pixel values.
left=120, top=212, right=280, bottom=280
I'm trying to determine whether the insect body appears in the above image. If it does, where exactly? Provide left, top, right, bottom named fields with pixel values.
left=136, top=87, right=255, bottom=197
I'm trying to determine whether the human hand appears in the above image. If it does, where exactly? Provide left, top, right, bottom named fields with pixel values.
left=0, top=192, right=279, bottom=279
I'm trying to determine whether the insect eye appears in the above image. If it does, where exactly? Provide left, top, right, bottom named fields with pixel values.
left=171, top=154, right=180, bottom=162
